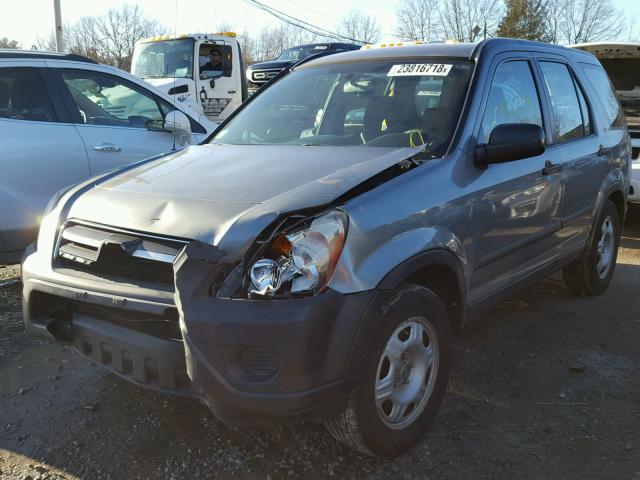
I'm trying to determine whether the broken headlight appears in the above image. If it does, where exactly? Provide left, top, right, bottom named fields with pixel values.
left=249, top=210, right=348, bottom=297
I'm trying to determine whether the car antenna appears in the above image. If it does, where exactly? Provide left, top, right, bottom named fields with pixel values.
left=171, top=0, right=178, bottom=151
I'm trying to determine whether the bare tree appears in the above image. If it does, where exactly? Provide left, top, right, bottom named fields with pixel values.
left=543, top=0, right=566, bottom=43
left=337, top=10, right=382, bottom=44
left=395, top=0, right=442, bottom=41
left=545, top=0, right=624, bottom=44
left=439, top=0, right=503, bottom=42
left=246, top=24, right=321, bottom=63
left=34, top=32, right=57, bottom=51
left=626, top=13, right=640, bottom=42
left=35, top=5, right=163, bottom=69
left=91, top=4, right=164, bottom=69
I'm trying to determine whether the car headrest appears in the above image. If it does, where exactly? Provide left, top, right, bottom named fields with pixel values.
left=11, top=74, right=49, bottom=110
left=362, top=96, right=396, bottom=141
left=422, top=107, right=456, bottom=143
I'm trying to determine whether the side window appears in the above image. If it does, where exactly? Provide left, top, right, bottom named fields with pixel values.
left=61, top=69, right=163, bottom=129
left=479, top=61, right=543, bottom=143
left=539, top=61, right=588, bottom=142
left=0, top=67, right=56, bottom=122
left=579, top=63, right=624, bottom=129
left=199, top=44, right=232, bottom=78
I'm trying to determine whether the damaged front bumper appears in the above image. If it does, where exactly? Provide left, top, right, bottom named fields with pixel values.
left=22, top=241, right=378, bottom=424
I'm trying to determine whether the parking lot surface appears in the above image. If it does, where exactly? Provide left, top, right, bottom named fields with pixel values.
left=1, top=222, right=639, bottom=480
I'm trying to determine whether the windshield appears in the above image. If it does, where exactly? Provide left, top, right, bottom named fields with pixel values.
left=131, top=39, right=195, bottom=79
left=277, top=45, right=329, bottom=61
left=600, top=58, right=640, bottom=126
left=211, top=59, right=473, bottom=153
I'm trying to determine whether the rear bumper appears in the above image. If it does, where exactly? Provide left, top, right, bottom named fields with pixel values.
left=22, top=243, right=378, bottom=424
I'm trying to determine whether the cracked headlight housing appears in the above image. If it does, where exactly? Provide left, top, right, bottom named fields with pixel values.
left=249, top=210, right=348, bottom=297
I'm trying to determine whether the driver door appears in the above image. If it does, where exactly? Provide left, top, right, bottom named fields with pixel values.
left=50, top=67, right=181, bottom=175
left=196, top=41, right=239, bottom=121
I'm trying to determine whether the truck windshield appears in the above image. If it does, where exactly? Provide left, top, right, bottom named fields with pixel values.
left=211, top=59, right=473, bottom=153
left=132, top=39, right=195, bottom=79
left=600, top=58, right=640, bottom=127
left=277, top=45, right=329, bottom=61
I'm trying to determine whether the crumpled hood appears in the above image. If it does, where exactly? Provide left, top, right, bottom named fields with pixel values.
left=66, top=144, right=421, bottom=260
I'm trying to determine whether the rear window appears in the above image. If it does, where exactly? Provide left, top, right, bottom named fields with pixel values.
left=579, top=63, right=624, bottom=129
left=0, top=67, right=56, bottom=122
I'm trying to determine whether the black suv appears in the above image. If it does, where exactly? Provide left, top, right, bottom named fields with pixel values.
left=245, top=42, right=360, bottom=94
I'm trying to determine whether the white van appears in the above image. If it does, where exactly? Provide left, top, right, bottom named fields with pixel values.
left=131, top=32, right=247, bottom=123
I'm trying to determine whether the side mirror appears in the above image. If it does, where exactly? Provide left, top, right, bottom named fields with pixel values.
left=474, top=123, right=545, bottom=167
left=164, top=110, right=192, bottom=146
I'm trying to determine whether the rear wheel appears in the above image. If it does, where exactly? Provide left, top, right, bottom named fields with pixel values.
left=325, top=284, right=451, bottom=456
left=563, top=200, right=621, bottom=296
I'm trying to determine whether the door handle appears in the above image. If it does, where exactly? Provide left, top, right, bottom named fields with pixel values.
left=227, top=90, right=236, bottom=94
left=542, top=160, right=562, bottom=175
left=93, top=144, right=121, bottom=152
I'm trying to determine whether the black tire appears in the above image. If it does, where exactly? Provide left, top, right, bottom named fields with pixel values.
left=563, top=200, right=621, bottom=296
left=325, top=284, right=451, bottom=456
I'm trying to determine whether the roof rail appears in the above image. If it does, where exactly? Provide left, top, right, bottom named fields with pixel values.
left=0, top=50, right=98, bottom=64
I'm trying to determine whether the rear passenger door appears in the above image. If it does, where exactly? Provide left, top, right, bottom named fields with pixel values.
left=469, top=55, right=564, bottom=299
left=533, top=55, right=603, bottom=246
left=0, top=64, right=90, bottom=255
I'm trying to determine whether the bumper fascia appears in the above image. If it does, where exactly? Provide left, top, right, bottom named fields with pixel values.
left=22, top=243, right=379, bottom=424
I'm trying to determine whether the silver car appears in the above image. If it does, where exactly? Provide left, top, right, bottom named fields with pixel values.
left=0, top=50, right=215, bottom=264
left=22, top=39, right=630, bottom=456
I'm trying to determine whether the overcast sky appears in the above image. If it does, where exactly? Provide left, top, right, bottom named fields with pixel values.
left=2, top=0, right=639, bottom=49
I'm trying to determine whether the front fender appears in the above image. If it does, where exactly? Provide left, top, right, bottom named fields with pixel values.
left=329, top=223, right=467, bottom=295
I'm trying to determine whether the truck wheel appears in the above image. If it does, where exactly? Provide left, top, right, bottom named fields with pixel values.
left=325, top=284, right=451, bottom=456
left=563, top=200, right=621, bottom=296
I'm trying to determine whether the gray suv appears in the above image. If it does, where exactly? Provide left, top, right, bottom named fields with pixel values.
left=22, top=39, right=630, bottom=456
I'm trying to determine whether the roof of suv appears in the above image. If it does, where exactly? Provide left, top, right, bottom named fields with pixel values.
left=287, top=42, right=360, bottom=49
left=0, top=49, right=97, bottom=64
left=302, top=38, right=595, bottom=67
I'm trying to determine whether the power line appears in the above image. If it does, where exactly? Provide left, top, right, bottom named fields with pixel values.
left=283, top=0, right=342, bottom=24
left=242, top=0, right=368, bottom=44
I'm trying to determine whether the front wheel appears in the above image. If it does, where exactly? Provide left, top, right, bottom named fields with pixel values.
left=325, top=285, right=451, bottom=456
left=563, top=200, right=621, bottom=296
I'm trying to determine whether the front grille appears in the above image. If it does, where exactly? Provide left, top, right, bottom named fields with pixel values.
left=55, top=222, right=186, bottom=287
left=251, top=68, right=282, bottom=83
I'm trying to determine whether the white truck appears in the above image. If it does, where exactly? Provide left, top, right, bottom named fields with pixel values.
left=131, top=32, right=247, bottom=123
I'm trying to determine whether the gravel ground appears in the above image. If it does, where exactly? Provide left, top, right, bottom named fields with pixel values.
left=1, top=222, right=639, bottom=480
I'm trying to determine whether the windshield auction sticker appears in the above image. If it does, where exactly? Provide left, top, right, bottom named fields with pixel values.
left=387, top=64, right=453, bottom=76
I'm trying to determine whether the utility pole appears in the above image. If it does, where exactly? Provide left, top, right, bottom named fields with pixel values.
left=53, top=0, right=64, bottom=52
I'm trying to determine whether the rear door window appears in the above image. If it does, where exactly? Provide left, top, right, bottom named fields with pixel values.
left=539, top=61, right=590, bottom=142
left=0, top=67, right=56, bottom=122
left=579, top=63, right=624, bottom=129
left=479, top=60, right=543, bottom=143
